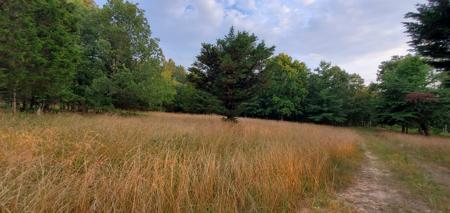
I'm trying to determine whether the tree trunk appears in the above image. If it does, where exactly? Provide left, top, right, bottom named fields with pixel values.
left=21, top=99, right=27, bottom=111
left=43, top=100, right=49, bottom=112
left=419, top=123, right=430, bottom=136
left=401, top=125, right=405, bottom=133
left=12, top=88, right=17, bottom=114
left=420, top=123, right=430, bottom=136
left=30, top=97, right=37, bottom=111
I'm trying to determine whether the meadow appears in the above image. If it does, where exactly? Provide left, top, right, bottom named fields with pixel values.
left=363, top=130, right=450, bottom=211
left=0, top=112, right=362, bottom=212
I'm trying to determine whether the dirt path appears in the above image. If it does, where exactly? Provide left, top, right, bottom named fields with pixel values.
left=338, top=147, right=430, bottom=213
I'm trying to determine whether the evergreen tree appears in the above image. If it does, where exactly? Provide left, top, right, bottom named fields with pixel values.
left=173, top=84, right=224, bottom=114
left=0, top=0, right=81, bottom=112
left=304, top=62, right=352, bottom=125
left=404, top=0, right=450, bottom=86
left=0, top=0, right=34, bottom=113
left=347, top=74, right=376, bottom=126
left=189, top=28, right=274, bottom=121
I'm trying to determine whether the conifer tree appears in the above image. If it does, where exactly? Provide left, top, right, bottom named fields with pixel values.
left=189, top=28, right=274, bottom=121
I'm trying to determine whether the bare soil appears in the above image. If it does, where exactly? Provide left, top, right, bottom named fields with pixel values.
left=338, top=149, right=430, bottom=213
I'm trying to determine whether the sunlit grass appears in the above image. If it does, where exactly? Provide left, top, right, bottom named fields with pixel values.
left=0, top=112, right=362, bottom=212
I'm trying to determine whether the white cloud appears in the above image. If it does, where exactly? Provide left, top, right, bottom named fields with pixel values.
left=95, top=0, right=426, bottom=83
left=303, top=0, right=316, bottom=5
left=340, top=43, right=410, bottom=83
left=193, top=0, right=224, bottom=27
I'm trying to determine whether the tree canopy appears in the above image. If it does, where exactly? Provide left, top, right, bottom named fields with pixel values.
left=246, top=53, right=308, bottom=120
left=404, top=0, right=450, bottom=86
left=376, top=55, right=447, bottom=135
left=188, top=28, right=274, bottom=120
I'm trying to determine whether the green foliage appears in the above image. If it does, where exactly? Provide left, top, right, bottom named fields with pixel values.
left=162, top=59, right=187, bottom=85
left=85, top=76, right=115, bottom=111
left=347, top=75, right=377, bottom=126
left=0, top=0, right=176, bottom=112
left=189, top=27, right=275, bottom=120
left=304, top=62, right=357, bottom=125
left=0, top=0, right=81, bottom=110
left=67, top=0, right=96, bottom=7
left=98, top=0, right=167, bottom=110
left=245, top=53, right=308, bottom=120
left=376, top=55, right=447, bottom=135
left=376, top=55, right=432, bottom=124
left=173, top=84, right=224, bottom=114
left=404, top=0, right=450, bottom=86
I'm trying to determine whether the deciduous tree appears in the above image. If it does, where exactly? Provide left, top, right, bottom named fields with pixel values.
left=250, top=53, right=308, bottom=120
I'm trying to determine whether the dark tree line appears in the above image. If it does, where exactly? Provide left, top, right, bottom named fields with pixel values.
left=1, top=0, right=449, bottom=135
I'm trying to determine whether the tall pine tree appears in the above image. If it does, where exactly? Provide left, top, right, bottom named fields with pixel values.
left=0, top=0, right=81, bottom=112
left=189, top=28, right=274, bottom=121
left=404, top=0, right=450, bottom=86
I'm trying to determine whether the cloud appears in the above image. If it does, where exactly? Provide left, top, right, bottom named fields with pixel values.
left=340, top=43, right=410, bottom=83
left=95, top=0, right=425, bottom=83
left=303, top=0, right=316, bottom=5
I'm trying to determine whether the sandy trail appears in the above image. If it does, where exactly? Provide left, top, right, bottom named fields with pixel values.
left=338, top=148, right=430, bottom=213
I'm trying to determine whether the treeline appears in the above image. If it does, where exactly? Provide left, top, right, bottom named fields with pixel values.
left=1, top=0, right=173, bottom=112
left=185, top=29, right=448, bottom=135
left=1, top=0, right=449, bottom=135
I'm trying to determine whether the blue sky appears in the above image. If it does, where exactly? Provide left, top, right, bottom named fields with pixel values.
left=94, top=0, right=424, bottom=83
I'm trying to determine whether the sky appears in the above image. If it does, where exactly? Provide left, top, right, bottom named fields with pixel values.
left=94, top=0, right=424, bottom=83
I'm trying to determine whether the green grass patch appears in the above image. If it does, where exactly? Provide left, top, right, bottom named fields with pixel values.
left=361, top=131, right=450, bottom=212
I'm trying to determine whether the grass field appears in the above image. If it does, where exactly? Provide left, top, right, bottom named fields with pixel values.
left=363, top=130, right=450, bottom=211
left=0, top=112, right=362, bottom=212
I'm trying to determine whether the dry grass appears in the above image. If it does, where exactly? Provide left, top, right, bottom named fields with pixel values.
left=0, top=112, right=362, bottom=212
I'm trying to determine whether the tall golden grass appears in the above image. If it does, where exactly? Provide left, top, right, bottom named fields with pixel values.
left=0, top=112, right=361, bottom=212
